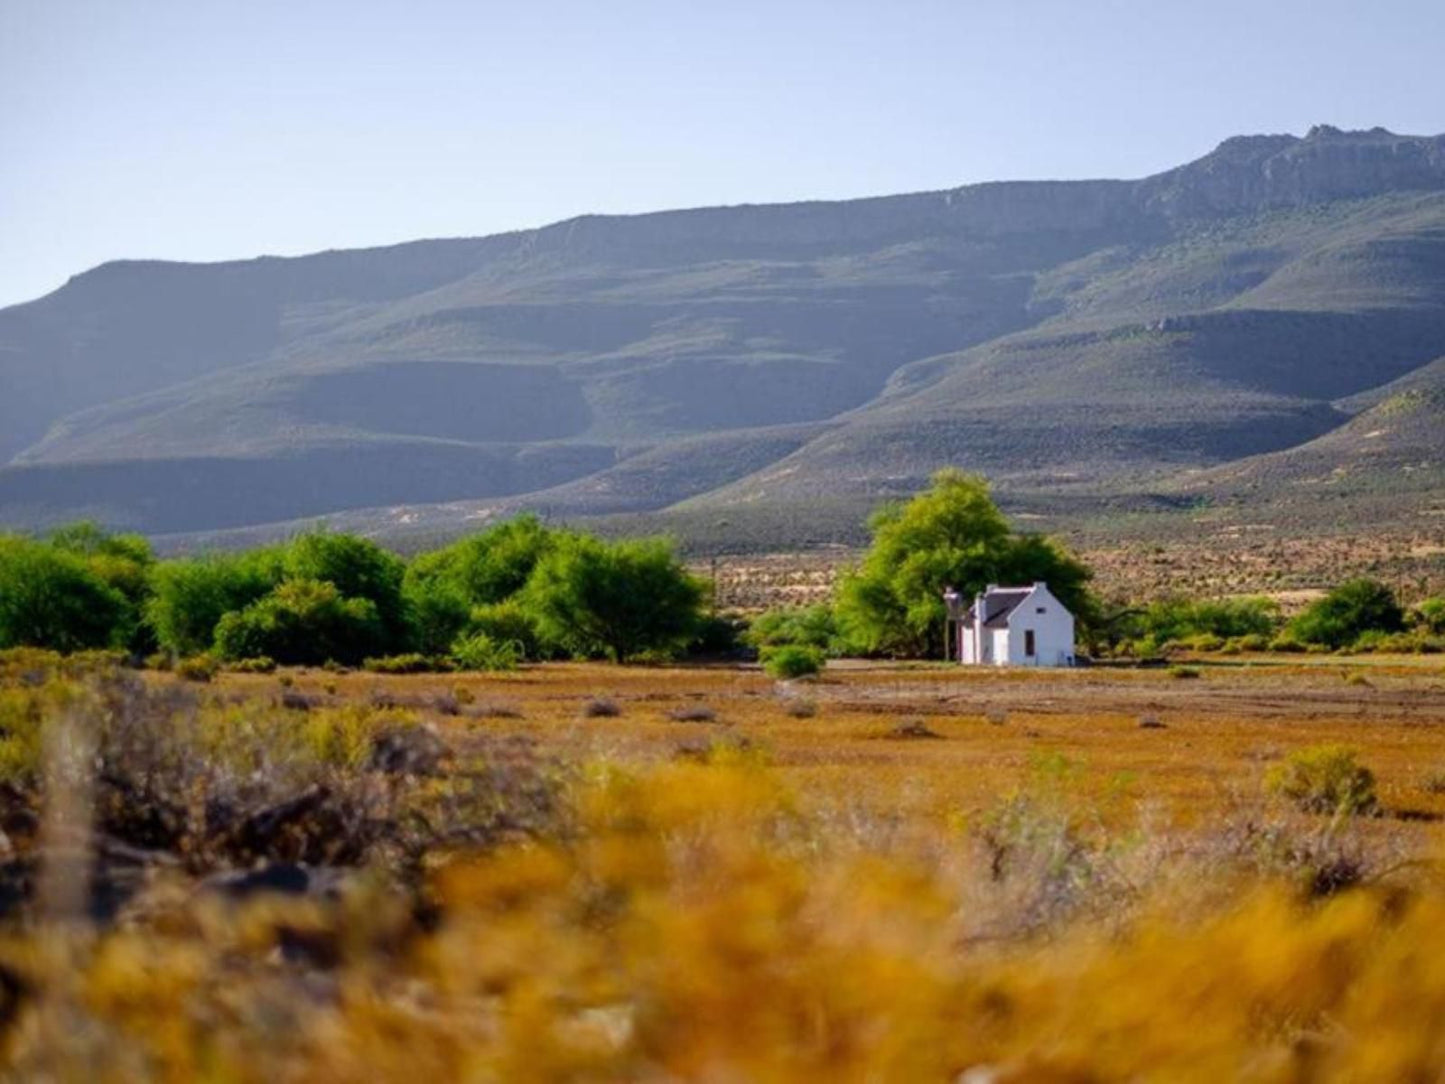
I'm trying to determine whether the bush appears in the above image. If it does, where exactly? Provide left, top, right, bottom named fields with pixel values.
left=0, top=686, right=45, bottom=785
left=1185, top=633, right=1225, bottom=653
left=285, top=532, right=409, bottom=651
left=48, top=523, right=157, bottom=653
left=782, top=697, right=818, bottom=719
left=176, top=655, right=220, bottom=683
left=689, top=614, right=745, bottom=657
left=1267, top=745, right=1378, bottom=815
left=668, top=705, right=718, bottom=723
left=1412, top=598, right=1445, bottom=635
left=1133, top=596, right=1281, bottom=647
left=746, top=605, right=838, bottom=652
left=402, top=579, right=472, bottom=657
left=450, top=633, right=522, bottom=672
left=465, top=600, right=545, bottom=661
left=145, top=548, right=285, bottom=656
left=761, top=644, right=825, bottom=679
left=363, top=654, right=451, bottom=674
left=1289, top=579, right=1405, bottom=651
left=523, top=534, right=706, bottom=663
left=228, top=656, right=277, bottom=674
left=580, top=697, right=621, bottom=718
left=214, top=579, right=386, bottom=666
left=0, top=536, right=134, bottom=652
left=1168, top=665, right=1202, bottom=680
left=1269, top=635, right=1307, bottom=653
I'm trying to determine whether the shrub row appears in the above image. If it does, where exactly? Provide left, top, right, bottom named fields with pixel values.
left=0, top=518, right=716, bottom=669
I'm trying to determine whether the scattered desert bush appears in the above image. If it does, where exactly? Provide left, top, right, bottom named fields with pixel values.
left=580, top=696, right=621, bottom=718
left=362, top=653, right=450, bottom=674
left=745, top=603, right=839, bottom=652
left=760, top=643, right=825, bottom=679
left=1413, top=597, right=1445, bottom=635
left=1267, top=745, right=1379, bottom=816
left=1169, top=664, right=1202, bottom=680
left=886, top=717, right=943, bottom=739
left=782, top=696, right=818, bottom=719
left=175, top=654, right=220, bottom=683
left=1353, top=629, right=1445, bottom=654
left=668, top=705, right=718, bottom=723
left=0, top=684, right=45, bottom=784
left=449, top=632, right=522, bottom=672
left=227, top=655, right=277, bottom=673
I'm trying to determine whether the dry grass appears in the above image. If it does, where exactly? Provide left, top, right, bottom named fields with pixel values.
left=6, top=654, right=1445, bottom=1078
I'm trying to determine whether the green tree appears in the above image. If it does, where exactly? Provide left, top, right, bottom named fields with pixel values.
left=833, top=470, right=1092, bottom=656
left=1411, top=598, right=1445, bottom=635
left=1288, top=578, right=1405, bottom=650
left=523, top=535, right=706, bottom=663
left=146, top=548, right=285, bottom=656
left=1136, top=596, right=1281, bottom=644
left=405, top=516, right=554, bottom=607
left=213, top=579, right=385, bottom=665
left=0, top=536, right=131, bottom=652
left=47, top=522, right=157, bottom=652
left=404, top=579, right=473, bottom=657
left=285, top=532, right=408, bottom=650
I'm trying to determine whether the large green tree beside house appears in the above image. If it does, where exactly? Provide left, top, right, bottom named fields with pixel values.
left=834, top=470, right=1094, bottom=657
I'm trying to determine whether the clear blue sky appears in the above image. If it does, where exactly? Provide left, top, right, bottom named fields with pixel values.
left=4, top=0, right=1443, bottom=308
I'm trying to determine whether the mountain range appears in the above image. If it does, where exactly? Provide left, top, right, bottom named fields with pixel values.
left=3, top=124, right=1444, bottom=544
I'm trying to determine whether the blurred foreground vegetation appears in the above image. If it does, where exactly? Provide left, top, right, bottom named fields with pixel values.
left=1, top=650, right=1445, bottom=1079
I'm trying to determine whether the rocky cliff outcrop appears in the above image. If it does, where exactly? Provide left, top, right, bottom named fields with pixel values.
left=1139, top=126, right=1445, bottom=218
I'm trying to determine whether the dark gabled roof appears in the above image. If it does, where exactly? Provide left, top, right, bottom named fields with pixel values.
left=964, top=587, right=1035, bottom=629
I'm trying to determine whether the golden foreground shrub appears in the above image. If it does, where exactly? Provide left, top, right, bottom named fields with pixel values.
left=3, top=743, right=1445, bottom=1082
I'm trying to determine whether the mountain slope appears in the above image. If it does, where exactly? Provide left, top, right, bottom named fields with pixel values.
left=3, top=125, right=1445, bottom=537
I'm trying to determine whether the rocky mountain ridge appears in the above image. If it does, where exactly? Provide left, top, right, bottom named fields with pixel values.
left=2, top=126, right=1444, bottom=541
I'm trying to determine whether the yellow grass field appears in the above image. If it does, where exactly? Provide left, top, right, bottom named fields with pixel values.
left=10, top=656, right=1445, bottom=1080
left=266, top=657, right=1445, bottom=828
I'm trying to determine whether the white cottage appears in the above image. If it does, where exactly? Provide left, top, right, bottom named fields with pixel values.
left=946, top=582, right=1076, bottom=667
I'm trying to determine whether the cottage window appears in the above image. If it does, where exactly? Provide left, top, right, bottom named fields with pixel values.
left=1024, top=630, right=1036, bottom=657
